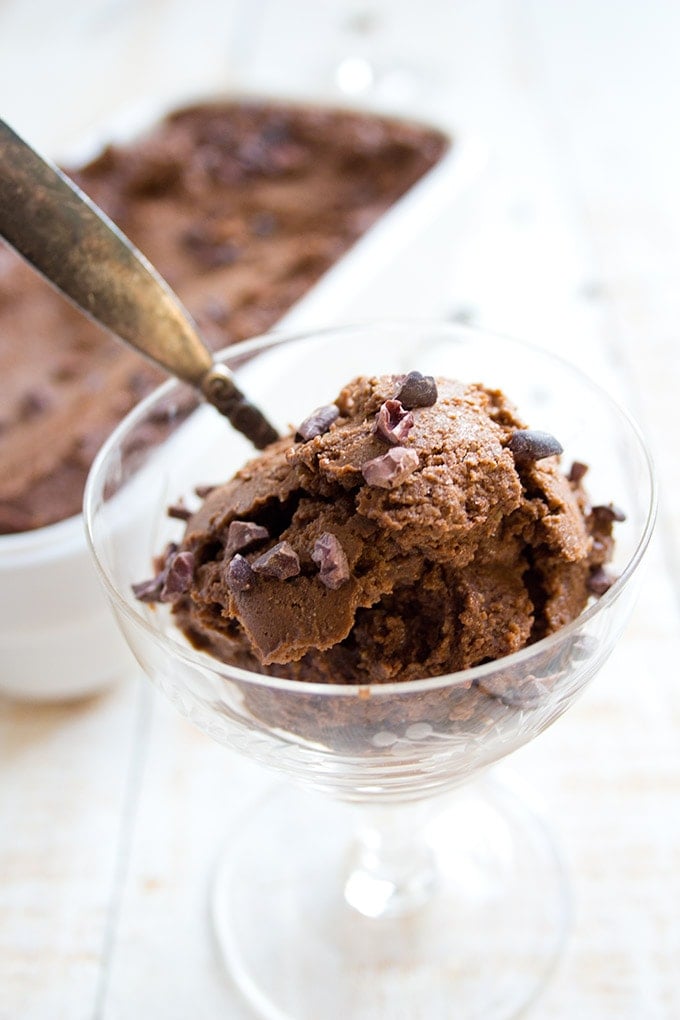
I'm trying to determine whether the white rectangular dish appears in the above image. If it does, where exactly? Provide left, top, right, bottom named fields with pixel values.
left=0, top=93, right=484, bottom=701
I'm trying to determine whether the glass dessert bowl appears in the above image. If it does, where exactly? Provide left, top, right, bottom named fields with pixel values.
left=84, top=322, right=655, bottom=1020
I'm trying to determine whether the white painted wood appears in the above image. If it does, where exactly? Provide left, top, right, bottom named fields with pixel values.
left=1, top=1, right=679, bottom=1017
left=0, top=672, right=147, bottom=1020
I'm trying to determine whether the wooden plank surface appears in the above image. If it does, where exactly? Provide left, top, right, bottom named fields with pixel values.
left=1, top=1, right=678, bottom=1018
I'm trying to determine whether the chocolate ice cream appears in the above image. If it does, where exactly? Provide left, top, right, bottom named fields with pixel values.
left=0, top=101, right=448, bottom=533
left=139, top=373, right=618, bottom=688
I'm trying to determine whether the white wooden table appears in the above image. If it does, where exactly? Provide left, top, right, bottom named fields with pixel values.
left=1, top=2, right=679, bottom=1017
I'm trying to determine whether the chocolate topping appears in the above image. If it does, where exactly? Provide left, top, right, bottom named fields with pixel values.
left=131, top=575, right=165, bottom=604
left=167, top=501, right=192, bottom=521
left=226, top=520, right=270, bottom=554
left=361, top=446, right=419, bottom=489
left=251, top=541, right=301, bottom=579
left=508, top=429, right=564, bottom=464
left=587, top=566, right=617, bottom=596
left=296, top=404, right=340, bottom=442
left=225, top=554, right=256, bottom=592
left=395, top=371, right=438, bottom=408
left=311, top=532, right=351, bottom=589
left=132, top=546, right=194, bottom=603
left=373, top=399, right=414, bottom=445
left=591, top=503, right=627, bottom=525
left=160, top=551, right=195, bottom=601
left=568, top=461, right=589, bottom=483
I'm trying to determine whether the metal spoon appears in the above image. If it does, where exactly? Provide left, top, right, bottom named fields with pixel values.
left=0, top=118, right=279, bottom=449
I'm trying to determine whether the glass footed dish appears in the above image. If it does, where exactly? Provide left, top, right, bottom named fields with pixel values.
left=85, top=322, right=656, bottom=1020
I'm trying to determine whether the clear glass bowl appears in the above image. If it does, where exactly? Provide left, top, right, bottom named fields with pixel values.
left=84, top=322, right=656, bottom=1020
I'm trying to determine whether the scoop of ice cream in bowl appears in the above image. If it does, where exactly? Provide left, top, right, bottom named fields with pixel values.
left=84, top=321, right=655, bottom=1020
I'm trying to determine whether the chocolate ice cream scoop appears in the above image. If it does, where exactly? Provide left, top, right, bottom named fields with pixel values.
left=135, top=374, right=620, bottom=684
left=0, top=119, right=278, bottom=449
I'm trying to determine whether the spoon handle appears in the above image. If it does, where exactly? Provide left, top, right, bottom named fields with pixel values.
left=0, top=119, right=278, bottom=449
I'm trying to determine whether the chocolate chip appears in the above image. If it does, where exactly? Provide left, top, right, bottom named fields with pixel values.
left=167, top=501, right=192, bottom=521
left=226, top=520, right=270, bottom=555
left=568, top=461, right=589, bottom=483
left=195, top=484, right=216, bottom=498
left=296, top=404, right=339, bottom=442
left=131, top=575, right=165, bottom=603
left=251, top=541, right=301, bottom=579
left=508, top=429, right=563, bottom=463
left=361, top=447, right=419, bottom=489
left=133, top=544, right=187, bottom=604
left=592, top=503, right=627, bottom=525
left=181, top=224, right=241, bottom=268
left=153, top=542, right=178, bottom=575
left=373, top=399, right=414, bottom=445
left=587, top=567, right=617, bottom=596
left=18, top=388, right=53, bottom=420
left=312, top=533, right=350, bottom=589
left=225, top=554, right=256, bottom=592
left=160, top=551, right=195, bottom=601
left=395, top=371, right=438, bottom=409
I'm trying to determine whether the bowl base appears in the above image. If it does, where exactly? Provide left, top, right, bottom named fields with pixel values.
left=212, top=774, right=570, bottom=1020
